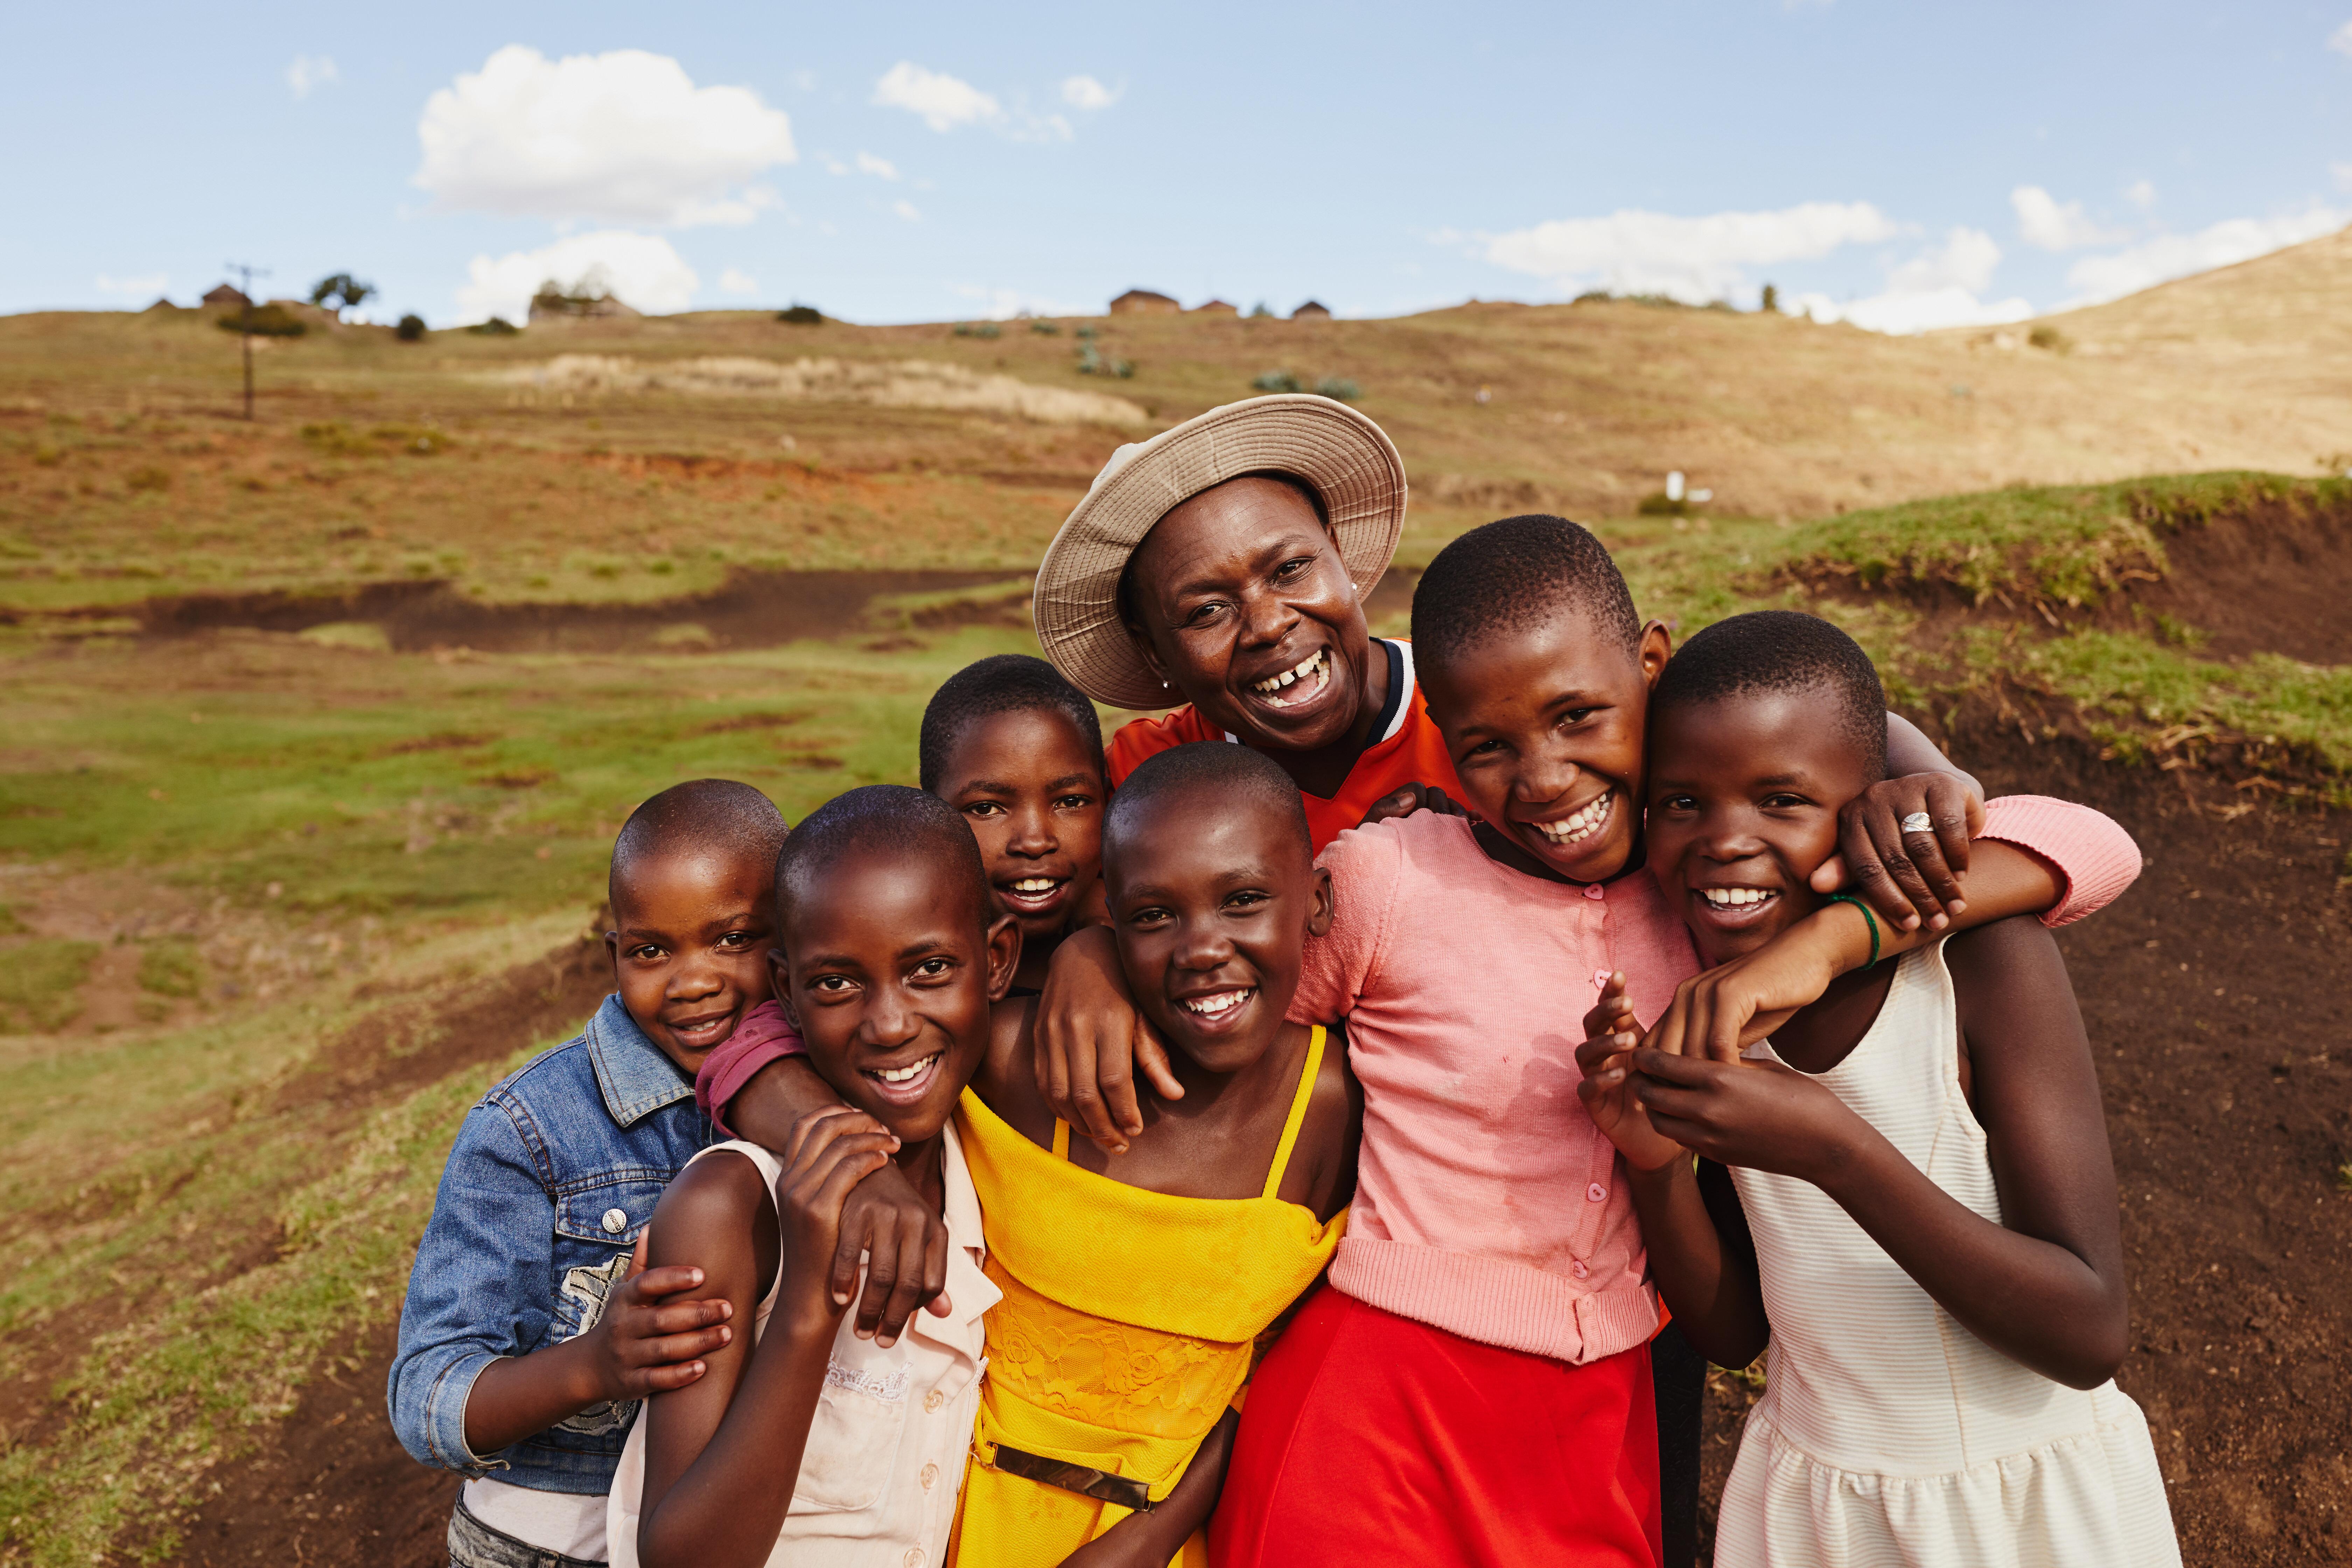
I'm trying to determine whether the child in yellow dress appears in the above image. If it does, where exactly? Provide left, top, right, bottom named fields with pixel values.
left=950, top=741, right=1360, bottom=1567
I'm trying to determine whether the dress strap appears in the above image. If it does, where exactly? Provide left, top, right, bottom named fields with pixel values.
left=1052, top=1118, right=1071, bottom=1160
left=1260, top=1026, right=1327, bottom=1200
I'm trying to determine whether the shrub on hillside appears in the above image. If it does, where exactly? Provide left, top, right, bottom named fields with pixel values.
left=1253, top=369, right=1303, bottom=393
left=396, top=314, right=426, bottom=342
left=1314, top=376, right=1361, bottom=402
left=777, top=304, right=824, bottom=325
left=953, top=322, right=1003, bottom=338
left=214, top=304, right=307, bottom=338
left=1029, top=320, right=1061, bottom=335
left=1637, top=491, right=1691, bottom=517
left=2029, top=325, right=2071, bottom=353
left=469, top=317, right=519, bottom=336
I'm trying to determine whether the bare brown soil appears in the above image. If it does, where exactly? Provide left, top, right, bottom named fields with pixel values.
left=106, top=569, right=1032, bottom=653
left=171, top=1318, right=455, bottom=1568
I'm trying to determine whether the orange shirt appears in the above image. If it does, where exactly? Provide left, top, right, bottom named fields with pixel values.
left=1105, top=640, right=1468, bottom=854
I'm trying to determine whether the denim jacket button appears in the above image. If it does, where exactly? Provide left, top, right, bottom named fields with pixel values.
left=601, top=1208, right=628, bottom=1234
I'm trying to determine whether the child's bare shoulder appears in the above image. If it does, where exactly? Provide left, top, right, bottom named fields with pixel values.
left=646, top=1147, right=776, bottom=1269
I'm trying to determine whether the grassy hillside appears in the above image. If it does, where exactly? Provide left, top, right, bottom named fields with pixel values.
left=8, top=273, right=2352, bottom=619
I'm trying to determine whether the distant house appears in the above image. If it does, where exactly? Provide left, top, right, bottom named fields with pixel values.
left=1291, top=300, right=1332, bottom=321
left=202, top=284, right=250, bottom=311
left=1190, top=299, right=1239, bottom=317
left=1110, top=288, right=1180, bottom=315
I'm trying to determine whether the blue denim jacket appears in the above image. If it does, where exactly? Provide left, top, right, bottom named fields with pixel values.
left=388, top=995, right=715, bottom=1493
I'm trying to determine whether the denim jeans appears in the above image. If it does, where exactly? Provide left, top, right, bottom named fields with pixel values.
left=447, top=1494, right=605, bottom=1568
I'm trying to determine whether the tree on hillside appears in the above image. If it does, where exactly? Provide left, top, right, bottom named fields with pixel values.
left=310, top=273, right=376, bottom=319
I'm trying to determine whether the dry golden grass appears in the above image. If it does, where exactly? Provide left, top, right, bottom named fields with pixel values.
left=4, top=230, right=2348, bottom=614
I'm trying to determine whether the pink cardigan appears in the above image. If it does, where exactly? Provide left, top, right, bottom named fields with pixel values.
left=1287, top=796, right=2140, bottom=1366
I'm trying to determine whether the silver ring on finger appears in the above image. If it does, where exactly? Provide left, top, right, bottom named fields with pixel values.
left=1899, top=811, right=1934, bottom=835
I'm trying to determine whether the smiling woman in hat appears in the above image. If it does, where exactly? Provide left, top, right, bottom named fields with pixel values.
left=1032, top=393, right=1462, bottom=848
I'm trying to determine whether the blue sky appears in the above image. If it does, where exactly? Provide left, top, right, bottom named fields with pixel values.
left=6, top=2, right=2350, bottom=330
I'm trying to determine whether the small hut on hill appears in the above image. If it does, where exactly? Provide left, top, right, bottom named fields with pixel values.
left=1110, top=288, right=1179, bottom=315
left=1189, top=299, right=1239, bottom=317
left=1292, top=300, right=1331, bottom=321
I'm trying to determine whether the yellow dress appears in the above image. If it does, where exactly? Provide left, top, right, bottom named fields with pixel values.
left=948, top=1026, right=1346, bottom=1568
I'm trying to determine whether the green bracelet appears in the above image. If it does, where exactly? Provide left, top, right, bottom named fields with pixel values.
left=1825, top=893, right=1881, bottom=968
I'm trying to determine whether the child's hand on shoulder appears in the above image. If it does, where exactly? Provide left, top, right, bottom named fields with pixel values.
left=1814, top=771, right=1985, bottom=936
left=774, top=1107, right=912, bottom=1339
left=1575, top=973, right=1683, bottom=1172
left=582, top=1228, right=736, bottom=1402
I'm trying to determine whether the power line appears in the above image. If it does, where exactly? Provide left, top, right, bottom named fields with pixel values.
left=224, top=261, right=270, bottom=421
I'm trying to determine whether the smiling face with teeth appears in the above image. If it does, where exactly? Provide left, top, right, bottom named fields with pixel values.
left=934, top=707, right=1107, bottom=992
left=1644, top=686, right=1881, bottom=965
left=1422, top=608, right=1673, bottom=887
left=1103, top=781, right=1331, bottom=1078
left=1121, top=476, right=1387, bottom=779
left=606, top=850, right=778, bottom=1076
left=776, top=845, right=1019, bottom=1143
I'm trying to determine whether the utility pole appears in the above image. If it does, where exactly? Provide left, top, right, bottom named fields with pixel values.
left=225, top=261, right=269, bottom=420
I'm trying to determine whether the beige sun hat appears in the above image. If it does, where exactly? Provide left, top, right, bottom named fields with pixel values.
left=1032, top=393, right=1408, bottom=710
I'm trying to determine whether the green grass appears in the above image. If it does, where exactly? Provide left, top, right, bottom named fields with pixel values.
left=134, top=939, right=201, bottom=999
left=0, top=942, right=96, bottom=1034
left=1770, top=471, right=2347, bottom=608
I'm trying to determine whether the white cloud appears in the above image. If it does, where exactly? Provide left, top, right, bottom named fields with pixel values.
left=2125, top=179, right=2157, bottom=210
left=287, top=54, right=338, bottom=99
left=95, top=272, right=168, bottom=298
left=2062, top=204, right=2350, bottom=304
left=874, top=62, right=999, bottom=132
left=1791, top=228, right=2033, bottom=334
left=872, top=62, right=1071, bottom=141
left=2010, top=186, right=2127, bottom=251
left=416, top=46, right=795, bottom=227
left=892, top=199, right=922, bottom=223
left=718, top=268, right=758, bottom=297
left=2329, top=19, right=2352, bottom=57
left=1478, top=200, right=1902, bottom=302
left=856, top=151, right=899, bottom=180
left=1061, top=75, right=1118, bottom=110
left=456, top=231, right=700, bottom=323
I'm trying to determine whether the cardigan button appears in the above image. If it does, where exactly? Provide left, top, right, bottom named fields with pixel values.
left=1570, top=1259, right=1590, bottom=1280
left=1583, top=883, right=1605, bottom=899
left=1587, top=1183, right=1609, bottom=1203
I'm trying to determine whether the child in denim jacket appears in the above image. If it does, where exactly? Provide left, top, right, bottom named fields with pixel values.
left=391, top=780, right=793, bottom=1567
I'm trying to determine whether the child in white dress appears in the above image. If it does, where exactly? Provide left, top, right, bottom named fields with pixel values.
left=1581, top=611, right=2179, bottom=1568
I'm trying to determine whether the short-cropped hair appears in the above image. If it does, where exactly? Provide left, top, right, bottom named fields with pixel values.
left=1104, top=742, right=1311, bottom=866
left=774, top=784, right=991, bottom=931
left=609, top=779, right=789, bottom=908
left=1650, top=610, right=1888, bottom=778
left=1411, top=513, right=1641, bottom=675
left=917, top=654, right=1105, bottom=793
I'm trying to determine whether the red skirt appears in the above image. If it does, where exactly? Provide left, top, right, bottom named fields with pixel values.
left=1210, top=1287, right=1660, bottom=1568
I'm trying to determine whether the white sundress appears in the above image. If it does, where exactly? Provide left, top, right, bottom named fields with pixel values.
left=1714, top=945, right=2180, bottom=1568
